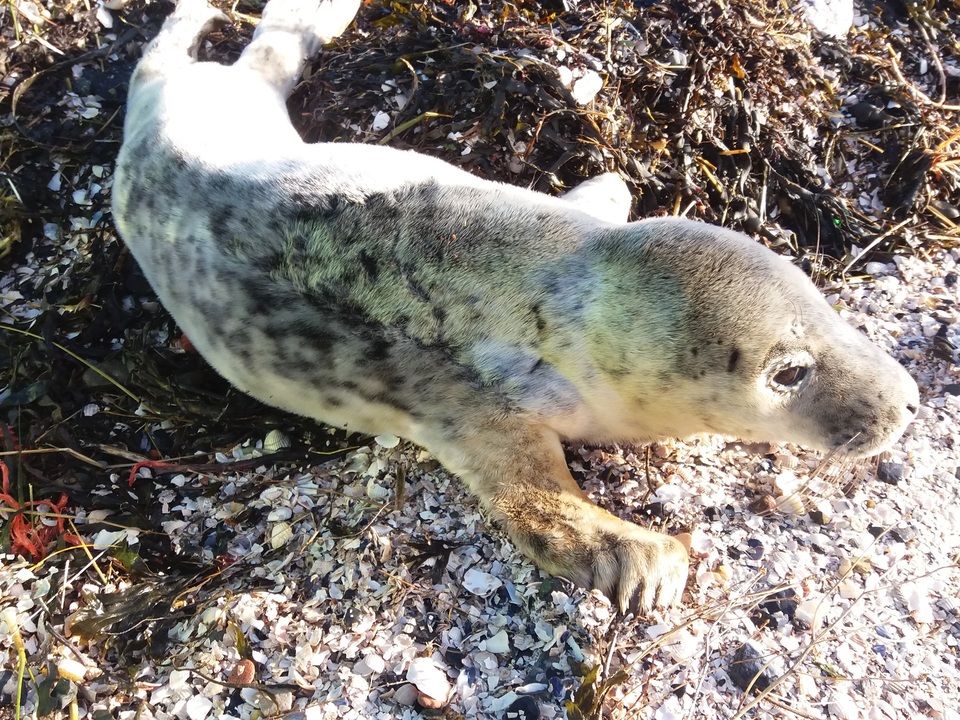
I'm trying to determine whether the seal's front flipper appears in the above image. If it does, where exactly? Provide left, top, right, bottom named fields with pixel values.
left=429, top=421, right=689, bottom=614
left=499, top=483, right=689, bottom=614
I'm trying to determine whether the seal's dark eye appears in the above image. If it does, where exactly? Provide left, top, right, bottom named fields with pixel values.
left=772, top=366, right=807, bottom=387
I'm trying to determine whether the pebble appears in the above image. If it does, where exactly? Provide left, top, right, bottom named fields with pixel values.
left=758, top=588, right=798, bottom=619
left=838, top=580, right=859, bottom=599
left=226, top=659, right=255, bottom=684
left=393, top=683, right=419, bottom=706
left=727, top=642, right=777, bottom=693
left=748, top=494, right=777, bottom=516
left=876, top=461, right=904, bottom=484
left=505, top=695, right=540, bottom=719
left=838, top=557, right=871, bottom=578
left=745, top=538, right=764, bottom=561
left=418, top=691, right=447, bottom=710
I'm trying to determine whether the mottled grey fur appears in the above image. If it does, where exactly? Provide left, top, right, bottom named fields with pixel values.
left=113, top=0, right=919, bottom=612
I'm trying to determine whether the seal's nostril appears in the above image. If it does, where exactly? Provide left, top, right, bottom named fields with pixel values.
left=906, top=404, right=918, bottom=415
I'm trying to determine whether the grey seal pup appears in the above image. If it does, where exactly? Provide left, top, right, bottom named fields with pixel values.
left=112, top=0, right=919, bottom=613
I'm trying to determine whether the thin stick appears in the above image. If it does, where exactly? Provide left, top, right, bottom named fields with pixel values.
left=838, top=218, right=912, bottom=275
left=884, top=44, right=960, bottom=112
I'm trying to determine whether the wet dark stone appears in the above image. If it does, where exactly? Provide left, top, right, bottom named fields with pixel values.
left=754, top=458, right=775, bottom=473
left=751, top=586, right=799, bottom=629
left=847, top=101, right=891, bottom=129
left=505, top=696, right=540, bottom=720
left=877, top=461, right=904, bottom=484
left=759, top=588, right=799, bottom=619
left=0, top=669, right=15, bottom=707
left=728, top=642, right=777, bottom=694
left=444, top=647, right=466, bottom=669
left=944, top=384, right=960, bottom=397
left=745, top=538, right=764, bottom=561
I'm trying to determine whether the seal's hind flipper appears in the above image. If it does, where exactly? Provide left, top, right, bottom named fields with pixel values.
left=234, top=0, right=362, bottom=96
left=132, top=0, right=229, bottom=89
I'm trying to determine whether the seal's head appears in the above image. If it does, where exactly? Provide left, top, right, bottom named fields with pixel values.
left=598, top=219, right=919, bottom=458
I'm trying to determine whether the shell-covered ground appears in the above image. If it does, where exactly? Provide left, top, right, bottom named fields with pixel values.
left=1, top=1, right=959, bottom=719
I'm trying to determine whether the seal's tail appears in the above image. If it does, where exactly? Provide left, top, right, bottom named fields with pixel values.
left=234, top=0, right=363, bottom=96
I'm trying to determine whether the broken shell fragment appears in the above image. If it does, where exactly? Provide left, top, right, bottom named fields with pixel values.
left=406, top=657, right=451, bottom=707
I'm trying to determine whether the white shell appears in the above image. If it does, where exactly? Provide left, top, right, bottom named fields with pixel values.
left=263, top=429, right=290, bottom=453
left=270, top=521, right=293, bottom=550
left=57, top=657, right=87, bottom=682
left=354, top=653, right=385, bottom=676
left=774, top=470, right=800, bottom=496
left=462, top=568, right=502, bottom=596
left=266, top=506, right=292, bottom=522
left=572, top=70, right=603, bottom=105
left=366, top=478, right=390, bottom=500
left=406, top=658, right=451, bottom=704
left=795, top=598, right=828, bottom=633
left=374, top=434, right=401, bottom=449
left=827, top=693, right=861, bottom=719
left=485, top=629, right=510, bottom=653
left=775, top=493, right=805, bottom=515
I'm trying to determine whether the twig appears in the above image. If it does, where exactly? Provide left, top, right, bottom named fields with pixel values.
left=884, top=43, right=960, bottom=112
left=602, top=627, right=620, bottom=679
left=914, top=22, right=947, bottom=106
left=838, top=218, right=912, bottom=276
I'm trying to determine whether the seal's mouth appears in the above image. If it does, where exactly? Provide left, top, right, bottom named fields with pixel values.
left=827, top=408, right=917, bottom=460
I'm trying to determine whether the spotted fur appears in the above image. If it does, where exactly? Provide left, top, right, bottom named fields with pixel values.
left=113, top=0, right=919, bottom=612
